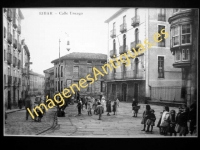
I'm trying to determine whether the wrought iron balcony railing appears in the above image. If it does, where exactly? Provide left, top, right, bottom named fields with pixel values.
left=17, top=24, right=21, bottom=34
left=131, top=15, right=140, bottom=27
left=110, top=29, right=116, bottom=38
left=130, top=40, right=141, bottom=52
left=110, top=49, right=117, bottom=58
left=119, top=45, right=128, bottom=54
left=13, top=39, right=17, bottom=49
left=7, top=32, right=12, bottom=44
left=120, top=23, right=127, bottom=33
left=7, top=9, right=13, bottom=21
left=7, top=53, right=12, bottom=65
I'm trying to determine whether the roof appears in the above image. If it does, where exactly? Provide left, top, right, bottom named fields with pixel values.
left=51, top=52, right=107, bottom=63
left=43, top=67, right=54, bottom=73
left=29, top=70, right=45, bottom=77
left=104, top=8, right=129, bottom=23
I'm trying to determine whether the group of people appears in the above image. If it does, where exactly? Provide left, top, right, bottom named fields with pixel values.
left=76, top=95, right=120, bottom=120
left=141, top=101, right=197, bottom=136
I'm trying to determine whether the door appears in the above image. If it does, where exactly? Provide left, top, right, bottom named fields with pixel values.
left=122, top=83, right=127, bottom=101
left=8, top=90, right=11, bottom=109
left=134, top=83, right=139, bottom=102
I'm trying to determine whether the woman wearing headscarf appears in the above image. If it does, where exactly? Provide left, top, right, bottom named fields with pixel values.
left=160, top=106, right=170, bottom=135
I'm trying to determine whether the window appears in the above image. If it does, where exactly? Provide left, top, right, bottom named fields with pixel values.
left=135, top=28, right=139, bottom=44
left=158, top=25, right=165, bottom=47
left=158, top=9, right=166, bottom=21
left=181, top=24, right=191, bottom=44
left=123, top=15, right=126, bottom=25
left=113, top=39, right=116, bottom=54
left=87, top=60, right=92, bottom=64
left=61, top=66, right=63, bottom=77
left=123, top=34, right=126, bottom=50
left=158, top=56, right=164, bottom=78
left=4, top=27, right=6, bottom=38
left=182, top=49, right=190, bottom=61
left=61, top=81, right=63, bottom=91
left=101, top=81, right=105, bottom=92
left=13, top=29, right=15, bottom=43
left=4, top=49, right=6, bottom=61
left=87, top=81, right=92, bottom=92
left=175, top=50, right=181, bottom=61
left=55, top=81, right=57, bottom=91
left=172, top=26, right=179, bottom=46
left=74, top=60, right=79, bottom=63
left=73, top=66, right=79, bottom=78
left=88, top=67, right=92, bottom=74
left=55, top=67, right=57, bottom=78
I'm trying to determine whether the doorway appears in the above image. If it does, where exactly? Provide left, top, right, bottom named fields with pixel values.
left=134, top=83, right=139, bottom=102
left=122, top=83, right=127, bottom=101
left=8, top=90, right=11, bottom=109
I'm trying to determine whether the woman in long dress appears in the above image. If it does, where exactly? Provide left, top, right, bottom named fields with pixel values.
left=106, top=99, right=111, bottom=116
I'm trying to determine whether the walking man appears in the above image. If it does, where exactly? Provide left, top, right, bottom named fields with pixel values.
left=96, top=102, right=104, bottom=120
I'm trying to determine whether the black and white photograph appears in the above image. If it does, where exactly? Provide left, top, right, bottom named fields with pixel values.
left=3, top=7, right=198, bottom=137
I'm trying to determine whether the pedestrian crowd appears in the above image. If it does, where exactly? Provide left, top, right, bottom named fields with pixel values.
left=76, top=93, right=120, bottom=120
left=141, top=101, right=197, bottom=136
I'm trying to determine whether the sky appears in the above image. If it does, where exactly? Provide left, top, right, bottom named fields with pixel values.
left=20, top=8, right=120, bottom=75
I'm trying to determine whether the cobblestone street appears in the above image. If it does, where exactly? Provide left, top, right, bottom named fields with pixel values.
left=40, top=102, right=185, bottom=137
left=4, top=107, right=56, bottom=135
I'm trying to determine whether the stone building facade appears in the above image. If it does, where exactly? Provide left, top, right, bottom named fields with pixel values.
left=51, top=52, right=107, bottom=99
left=168, top=8, right=198, bottom=106
left=105, top=8, right=183, bottom=103
left=3, top=8, right=24, bottom=109
left=43, top=67, right=54, bottom=99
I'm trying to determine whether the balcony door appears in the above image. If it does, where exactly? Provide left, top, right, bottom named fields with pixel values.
left=122, top=83, right=127, bottom=101
left=113, top=39, right=116, bottom=55
left=135, top=58, right=139, bottom=78
left=123, top=34, right=126, bottom=51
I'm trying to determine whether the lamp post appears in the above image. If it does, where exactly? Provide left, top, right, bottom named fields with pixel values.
left=57, top=32, right=70, bottom=117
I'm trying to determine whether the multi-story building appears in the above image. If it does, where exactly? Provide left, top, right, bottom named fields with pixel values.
left=3, top=8, right=24, bottom=109
left=168, top=8, right=198, bottom=106
left=29, top=70, right=45, bottom=96
left=104, top=8, right=183, bottom=104
left=51, top=52, right=107, bottom=99
left=43, top=67, right=54, bottom=99
left=21, top=39, right=31, bottom=101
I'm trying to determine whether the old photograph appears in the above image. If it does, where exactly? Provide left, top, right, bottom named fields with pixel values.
left=3, top=7, right=198, bottom=137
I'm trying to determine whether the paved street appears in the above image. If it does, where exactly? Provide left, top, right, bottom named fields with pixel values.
left=4, top=103, right=56, bottom=136
left=40, top=102, right=183, bottom=137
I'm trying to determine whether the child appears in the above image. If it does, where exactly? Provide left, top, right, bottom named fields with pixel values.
left=132, top=98, right=138, bottom=117
left=87, top=101, right=92, bottom=116
left=112, top=100, right=117, bottom=115
left=141, top=104, right=151, bottom=131
left=157, top=111, right=164, bottom=135
left=146, top=109, right=156, bottom=133
left=169, top=110, right=177, bottom=136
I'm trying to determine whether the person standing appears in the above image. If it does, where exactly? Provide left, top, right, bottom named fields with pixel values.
left=141, top=104, right=151, bottom=131
left=160, top=106, right=170, bottom=136
left=96, top=102, right=104, bottom=120
left=168, top=110, right=177, bottom=136
left=101, top=96, right=106, bottom=113
left=92, top=99, right=97, bottom=115
left=106, top=99, right=111, bottom=116
left=18, top=98, right=22, bottom=109
left=116, top=98, right=120, bottom=115
left=87, top=100, right=92, bottom=116
left=85, top=96, right=88, bottom=110
left=112, top=100, right=117, bottom=115
left=146, top=109, right=156, bottom=133
left=178, top=105, right=189, bottom=136
left=25, top=94, right=32, bottom=120
left=77, top=100, right=82, bottom=116
left=132, top=98, right=138, bottom=117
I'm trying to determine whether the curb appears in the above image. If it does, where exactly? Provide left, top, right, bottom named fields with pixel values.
left=6, top=108, right=26, bottom=114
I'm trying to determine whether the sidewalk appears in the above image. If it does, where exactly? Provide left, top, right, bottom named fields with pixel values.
left=6, top=107, right=25, bottom=114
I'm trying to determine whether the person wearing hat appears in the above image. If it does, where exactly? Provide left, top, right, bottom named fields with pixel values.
left=96, top=102, right=104, bottom=120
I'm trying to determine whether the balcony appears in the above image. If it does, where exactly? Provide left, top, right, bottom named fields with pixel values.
left=7, top=9, right=13, bottom=21
left=110, top=29, right=116, bottom=38
left=131, top=15, right=140, bottom=27
left=7, top=32, right=12, bottom=44
left=8, top=75, right=12, bottom=86
left=13, top=56, right=17, bottom=67
left=18, top=59, right=21, bottom=69
left=125, top=70, right=145, bottom=80
left=7, top=53, right=12, bottom=65
left=120, top=23, right=127, bottom=33
left=13, top=14, right=18, bottom=28
left=18, top=43, right=21, bottom=52
left=110, top=49, right=116, bottom=58
left=17, top=24, right=21, bottom=34
left=13, top=39, right=17, bottom=49
left=119, top=45, right=128, bottom=54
